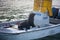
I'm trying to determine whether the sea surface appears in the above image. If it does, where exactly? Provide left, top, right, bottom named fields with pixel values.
left=0, top=0, right=34, bottom=19
left=0, top=0, right=60, bottom=40
left=34, top=33, right=60, bottom=40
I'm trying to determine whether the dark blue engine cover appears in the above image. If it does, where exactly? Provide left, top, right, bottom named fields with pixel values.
left=52, top=7, right=59, bottom=18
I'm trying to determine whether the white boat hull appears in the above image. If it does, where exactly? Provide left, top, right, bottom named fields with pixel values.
left=0, top=24, right=60, bottom=40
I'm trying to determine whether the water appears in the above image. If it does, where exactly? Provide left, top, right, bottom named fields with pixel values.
left=0, top=0, right=34, bottom=19
left=0, top=0, right=60, bottom=40
left=34, top=33, right=60, bottom=40
left=0, top=33, right=60, bottom=40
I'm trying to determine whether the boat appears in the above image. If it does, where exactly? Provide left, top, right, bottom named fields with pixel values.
left=0, top=0, right=60, bottom=40
left=0, top=12, right=60, bottom=40
left=0, top=18, right=60, bottom=40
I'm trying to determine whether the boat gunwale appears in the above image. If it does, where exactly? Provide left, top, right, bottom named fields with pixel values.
left=0, top=24, right=60, bottom=35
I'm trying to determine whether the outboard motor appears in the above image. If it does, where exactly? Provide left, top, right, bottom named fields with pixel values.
left=33, top=12, right=49, bottom=27
left=57, top=9, right=60, bottom=19
left=52, top=7, right=59, bottom=18
left=28, top=12, right=49, bottom=27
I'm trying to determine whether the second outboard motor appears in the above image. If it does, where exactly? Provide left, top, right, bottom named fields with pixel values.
left=57, top=9, right=60, bottom=19
left=52, top=7, right=59, bottom=18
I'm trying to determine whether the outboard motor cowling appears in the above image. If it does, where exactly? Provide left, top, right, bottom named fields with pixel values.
left=34, top=12, right=49, bottom=27
left=52, top=7, right=59, bottom=18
